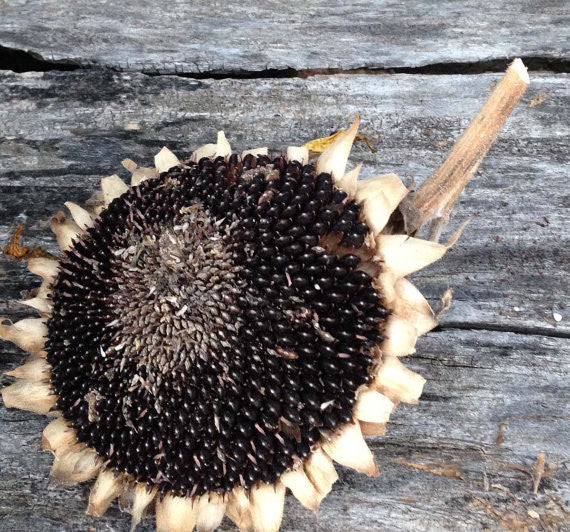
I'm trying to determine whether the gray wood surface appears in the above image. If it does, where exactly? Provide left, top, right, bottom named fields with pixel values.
left=0, top=0, right=568, bottom=74
left=0, top=70, right=569, bottom=530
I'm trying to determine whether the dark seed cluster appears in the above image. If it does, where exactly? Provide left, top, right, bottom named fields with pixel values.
left=47, top=153, right=389, bottom=497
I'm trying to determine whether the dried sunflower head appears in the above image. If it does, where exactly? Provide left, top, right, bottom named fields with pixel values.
left=1, top=54, right=529, bottom=531
left=1, top=118, right=447, bottom=530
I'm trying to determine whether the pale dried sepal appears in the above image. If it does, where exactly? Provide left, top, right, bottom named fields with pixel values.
left=362, top=193, right=394, bottom=235
left=101, top=175, right=129, bottom=206
left=27, top=257, right=59, bottom=282
left=0, top=317, right=47, bottom=355
left=241, top=147, right=268, bottom=158
left=362, top=177, right=408, bottom=235
left=316, top=116, right=360, bottom=180
left=359, top=421, right=387, bottom=436
left=371, top=355, right=426, bottom=404
left=130, top=483, right=157, bottom=532
left=87, top=469, right=126, bottom=516
left=355, top=173, right=407, bottom=204
left=154, top=147, right=180, bottom=174
left=196, top=493, right=226, bottom=532
left=226, top=486, right=253, bottom=532
left=50, top=211, right=82, bottom=251
left=85, top=192, right=106, bottom=216
left=191, top=143, right=217, bottom=163
left=280, top=468, right=319, bottom=512
left=381, top=315, right=418, bottom=357
left=375, top=235, right=446, bottom=277
left=21, top=294, right=52, bottom=315
left=36, top=277, right=52, bottom=300
left=64, top=201, right=94, bottom=230
left=354, top=387, right=394, bottom=423
left=131, top=167, right=159, bottom=186
left=250, top=481, right=286, bottom=532
left=120, top=157, right=146, bottom=185
left=304, top=448, right=338, bottom=500
left=51, top=443, right=101, bottom=485
left=374, top=270, right=399, bottom=308
left=286, top=146, right=309, bottom=165
left=323, top=423, right=379, bottom=477
left=119, top=485, right=135, bottom=515
left=1, top=379, right=56, bottom=414
left=156, top=493, right=199, bottom=532
left=5, top=356, right=51, bottom=381
left=375, top=223, right=465, bottom=278
left=42, top=416, right=76, bottom=451
left=360, top=176, right=408, bottom=235
left=435, top=288, right=453, bottom=319
left=336, top=163, right=361, bottom=198
left=122, top=158, right=138, bottom=173
left=215, top=131, right=231, bottom=157
left=392, top=278, right=437, bottom=335
left=22, top=276, right=53, bottom=315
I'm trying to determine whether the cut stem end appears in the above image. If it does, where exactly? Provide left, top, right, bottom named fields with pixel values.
left=405, top=58, right=530, bottom=238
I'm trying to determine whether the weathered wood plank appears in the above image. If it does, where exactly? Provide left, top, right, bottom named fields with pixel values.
left=1, top=68, right=568, bottom=529
left=0, top=0, right=568, bottom=74
left=0, top=70, right=568, bottom=334
left=1, top=329, right=568, bottom=531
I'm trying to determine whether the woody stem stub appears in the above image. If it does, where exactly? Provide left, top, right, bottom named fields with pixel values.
left=410, top=58, right=530, bottom=239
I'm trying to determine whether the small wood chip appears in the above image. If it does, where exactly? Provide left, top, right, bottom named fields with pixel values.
left=394, top=458, right=465, bottom=481
left=529, top=93, right=548, bottom=108
left=532, top=453, right=546, bottom=494
left=496, top=417, right=509, bottom=444
left=435, top=288, right=453, bottom=319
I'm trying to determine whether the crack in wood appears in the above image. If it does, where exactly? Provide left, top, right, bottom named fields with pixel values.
left=0, top=45, right=80, bottom=73
left=1, top=45, right=568, bottom=78
left=438, top=322, right=570, bottom=340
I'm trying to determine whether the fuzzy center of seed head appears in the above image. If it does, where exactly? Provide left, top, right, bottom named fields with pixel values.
left=108, top=201, right=241, bottom=377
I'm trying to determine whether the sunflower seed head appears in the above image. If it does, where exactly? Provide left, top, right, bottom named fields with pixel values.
left=47, top=153, right=389, bottom=497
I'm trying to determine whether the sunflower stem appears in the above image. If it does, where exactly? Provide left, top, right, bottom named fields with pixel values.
left=409, top=58, right=530, bottom=240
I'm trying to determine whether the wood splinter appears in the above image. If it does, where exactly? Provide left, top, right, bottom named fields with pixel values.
left=403, top=58, right=530, bottom=241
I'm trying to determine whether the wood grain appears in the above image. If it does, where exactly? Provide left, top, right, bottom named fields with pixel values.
left=0, top=70, right=567, bottom=333
left=0, top=69, right=568, bottom=531
left=0, top=0, right=568, bottom=74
